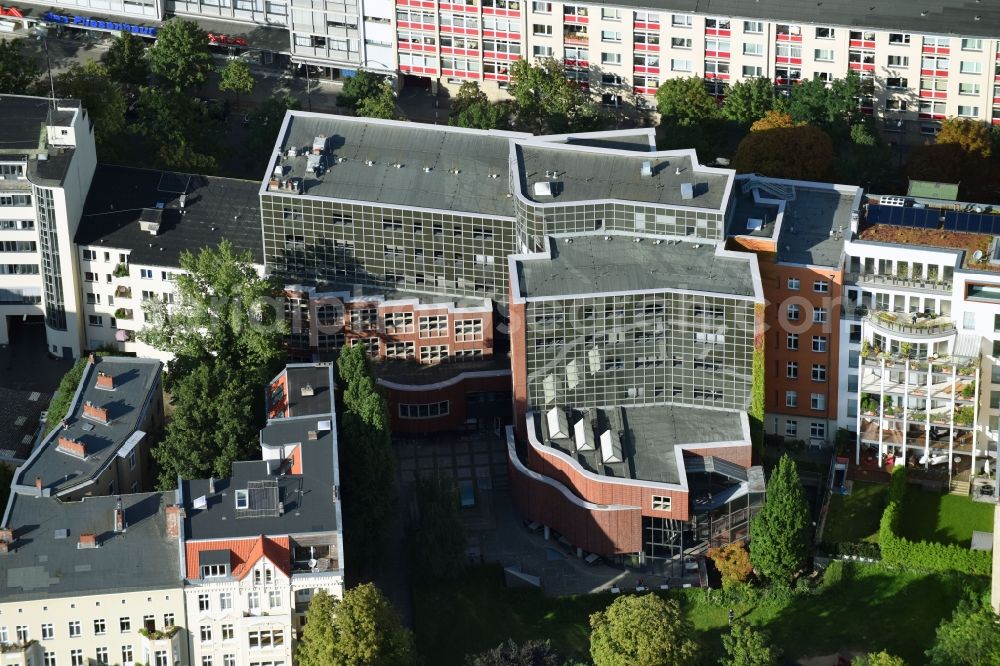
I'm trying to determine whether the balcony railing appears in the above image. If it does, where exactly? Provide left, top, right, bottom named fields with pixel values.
left=866, top=310, right=956, bottom=337
left=845, top=271, right=952, bottom=292
left=115, top=285, right=132, bottom=298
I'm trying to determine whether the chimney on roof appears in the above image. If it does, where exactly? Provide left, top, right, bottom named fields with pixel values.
left=82, top=401, right=110, bottom=424
left=301, top=383, right=314, bottom=397
left=208, top=476, right=216, bottom=494
left=307, top=430, right=318, bottom=441
left=113, top=496, right=125, bottom=533
left=0, top=541, right=9, bottom=554
left=57, top=436, right=88, bottom=458
left=165, top=505, right=185, bottom=539
left=0, top=527, right=13, bottom=543
left=95, top=371, right=115, bottom=390
left=34, top=476, right=42, bottom=496
left=78, top=533, right=99, bottom=549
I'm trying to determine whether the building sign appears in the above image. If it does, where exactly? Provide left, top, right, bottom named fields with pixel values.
left=207, top=32, right=248, bottom=47
left=42, top=11, right=157, bottom=36
left=0, top=6, right=23, bottom=18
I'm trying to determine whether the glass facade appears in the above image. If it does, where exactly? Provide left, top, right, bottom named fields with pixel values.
left=35, top=187, right=67, bottom=331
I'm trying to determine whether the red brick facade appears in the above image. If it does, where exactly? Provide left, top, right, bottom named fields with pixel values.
left=380, top=371, right=512, bottom=434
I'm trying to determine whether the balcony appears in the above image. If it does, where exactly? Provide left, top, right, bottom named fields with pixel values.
left=845, top=270, right=952, bottom=293
left=563, top=28, right=588, bottom=44
left=865, top=310, right=955, bottom=337
left=115, top=285, right=132, bottom=299
left=114, top=307, right=134, bottom=321
left=113, top=263, right=130, bottom=278
left=859, top=373, right=976, bottom=403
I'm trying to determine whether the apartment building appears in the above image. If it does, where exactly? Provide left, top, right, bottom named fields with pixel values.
left=179, top=363, right=344, bottom=665
left=837, top=194, right=1000, bottom=495
left=0, top=95, right=96, bottom=359
left=74, top=165, right=264, bottom=362
left=0, top=354, right=187, bottom=666
left=728, top=175, right=864, bottom=446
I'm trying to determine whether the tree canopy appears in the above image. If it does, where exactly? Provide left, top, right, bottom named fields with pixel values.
left=733, top=124, right=833, bottom=181
left=925, top=594, right=1000, bottom=666
left=786, top=72, right=864, bottom=129
left=102, top=32, right=149, bottom=89
left=337, top=584, right=415, bottom=666
left=338, top=70, right=386, bottom=111
left=936, top=117, right=992, bottom=159
left=450, top=81, right=509, bottom=129
left=297, top=589, right=338, bottom=666
left=750, top=111, right=797, bottom=132
left=0, top=38, right=39, bottom=94
left=749, top=454, right=811, bottom=584
left=411, top=472, right=466, bottom=579
left=708, top=542, right=752, bottom=588
left=507, top=58, right=601, bottom=133
left=465, top=639, right=563, bottom=666
left=135, top=86, right=221, bottom=171
left=721, top=622, right=781, bottom=666
left=148, top=19, right=214, bottom=91
left=357, top=79, right=397, bottom=119
left=246, top=93, right=302, bottom=162
left=654, top=76, right=719, bottom=127
left=722, top=78, right=777, bottom=125
left=853, top=652, right=907, bottom=666
left=52, top=62, right=126, bottom=161
left=218, top=58, right=255, bottom=107
left=589, top=594, right=699, bottom=666
left=337, top=344, right=396, bottom=571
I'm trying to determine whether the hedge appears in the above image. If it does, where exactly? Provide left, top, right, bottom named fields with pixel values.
left=878, top=468, right=991, bottom=576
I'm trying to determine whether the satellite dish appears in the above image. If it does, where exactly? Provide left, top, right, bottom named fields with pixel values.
left=973, top=250, right=984, bottom=262
left=308, top=558, right=318, bottom=570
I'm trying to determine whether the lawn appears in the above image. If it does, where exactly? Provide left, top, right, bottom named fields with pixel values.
left=414, top=563, right=982, bottom=665
left=898, top=486, right=995, bottom=546
left=823, top=481, right=889, bottom=544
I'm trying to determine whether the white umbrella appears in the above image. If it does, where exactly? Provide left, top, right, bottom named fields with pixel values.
left=984, top=459, right=991, bottom=477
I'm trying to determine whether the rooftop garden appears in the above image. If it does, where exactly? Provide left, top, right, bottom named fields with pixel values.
left=858, top=224, right=998, bottom=273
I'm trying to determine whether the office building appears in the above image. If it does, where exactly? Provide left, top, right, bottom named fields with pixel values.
left=0, top=95, right=96, bottom=359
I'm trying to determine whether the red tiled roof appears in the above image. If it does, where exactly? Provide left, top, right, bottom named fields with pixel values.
left=185, top=535, right=291, bottom=580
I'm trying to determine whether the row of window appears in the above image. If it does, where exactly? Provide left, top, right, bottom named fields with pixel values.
left=783, top=421, right=827, bottom=439
left=0, top=614, right=174, bottom=642
left=40, top=647, right=173, bottom=666
left=197, top=588, right=283, bottom=612
left=786, top=305, right=830, bottom=323
left=785, top=334, right=828, bottom=352
left=784, top=391, right=827, bottom=411
left=399, top=401, right=451, bottom=418
left=785, top=362, right=828, bottom=381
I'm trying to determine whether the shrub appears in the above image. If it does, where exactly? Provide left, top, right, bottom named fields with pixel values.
left=879, top=468, right=991, bottom=576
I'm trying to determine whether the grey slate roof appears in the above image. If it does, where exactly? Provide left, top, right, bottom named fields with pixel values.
left=516, top=146, right=729, bottom=209
left=16, top=356, right=161, bottom=497
left=537, top=404, right=747, bottom=485
left=75, top=165, right=263, bottom=267
left=605, top=0, right=1000, bottom=39
left=269, top=113, right=525, bottom=217
left=1, top=491, right=181, bottom=602
left=516, top=235, right=756, bottom=298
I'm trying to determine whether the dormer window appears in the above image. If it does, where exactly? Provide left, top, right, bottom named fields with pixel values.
left=234, top=489, right=249, bottom=509
left=201, top=564, right=228, bottom=578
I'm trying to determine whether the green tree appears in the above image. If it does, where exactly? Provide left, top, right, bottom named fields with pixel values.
left=52, top=62, right=127, bottom=161
left=411, top=472, right=466, bottom=579
left=330, top=583, right=415, bottom=666
left=151, top=361, right=256, bottom=486
left=654, top=76, right=719, bottom=127
left=357, top=79, right=396, bottom=119
left=338, top=70, right=386, bottom=111
left=0, top=38, right=39, bottom=94
left=749, top=454, right=811, bottom=584
left=218, top=58, right=255, bottom=108
left=337, top=344, right=396, bottom=570
left=936, top=117, right=992, bottom=158
left=589, top=594, right=699, bottom=666
left=733, top=124, right=833, bottom=181
left=139, top=239, right=286, bottom=388
left=722, top=78, right=776, bottom=124
left=148, top=19, right=214, bottom=91
left=926, top=594, right=1000, bottom=666
left=854, top=652, right=907, bottom=666
left=450, top=81, right=509, bottom=129
left=787, top=72, right=863, bottom=128
left=465, top=639, right=562, bottom=666
left=102, top=32, right=149, bottom=90
left=297, top=589, right=337, bottom=666
left=507, top=58, right=601, bottom=133
left=135, top=85, right=221, bottom=171
left=721, top=622, right=780, bottom=666
left=246, top=93, right=301, bottom=163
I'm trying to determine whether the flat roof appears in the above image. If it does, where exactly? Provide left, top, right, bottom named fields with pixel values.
left=516, top=235, right=757, bottom=299
left=515, top=145, right=729, bottom=209
left=266, top=113, right=525, bottom=217
left=0, top=95, right=52, bottom=152
left=373, top=355, right=511, bottom=387
left=537, top=404, right=747, bottom=485
left=0, top=491, right=181, bottom=602
left=601, top=0, right=1000, bottom=39
left=908, top=180, right=959, bottom=201
left=286, top=281, right=490, bottom=310
left=183, top=365, right=339, bottom=540
left=75, top=165, right=263, bottom=267
left=17, top=356, right=161, bottom=497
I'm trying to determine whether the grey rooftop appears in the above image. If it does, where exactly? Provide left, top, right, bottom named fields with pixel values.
left=17, top=356, right=162, bottom=497
left=515, top=235, right=757, bottom=299
left=607, top=0, right=1000, bottom=39
left=0, top=491, right=180, bottom=602
left=536, top=404, right=748, bottom=486
left=0, top=95, right=55, bottom=153
left=266, top=113, right=525, bottom=217
left=515, top=145, right=730, bottom=210
left=75, top=165, right=263, bottom=267
left=286, top=281, right=491, bottom=310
